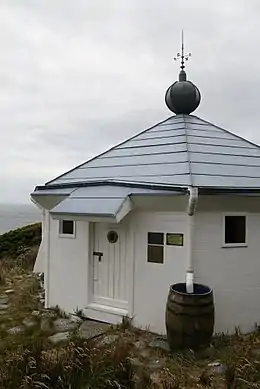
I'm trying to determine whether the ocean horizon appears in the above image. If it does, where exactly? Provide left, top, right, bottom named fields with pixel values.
left=0, top=203, right=41, bottom=235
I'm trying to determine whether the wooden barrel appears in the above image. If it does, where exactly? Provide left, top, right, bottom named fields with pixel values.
left=165, top=283, right=214, bottom=350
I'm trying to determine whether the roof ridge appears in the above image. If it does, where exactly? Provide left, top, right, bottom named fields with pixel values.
left=191, top=115, right=260, bottom=151
left=46, top=115, right=176, bottom=186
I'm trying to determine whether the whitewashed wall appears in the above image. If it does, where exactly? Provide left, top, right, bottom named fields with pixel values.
left=132, top=211, right=188, bottom=334
left=194, top=195, right=260, bottom=334
left=48, top=217, right=89, bottom=313
left=42, top=193, right=260, bottom=336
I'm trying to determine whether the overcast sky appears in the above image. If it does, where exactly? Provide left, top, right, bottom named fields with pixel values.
left=1, top=0, right=259, bottom=203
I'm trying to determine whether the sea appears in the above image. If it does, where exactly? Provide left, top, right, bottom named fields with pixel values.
left=0, top=204, right=41, bottom=235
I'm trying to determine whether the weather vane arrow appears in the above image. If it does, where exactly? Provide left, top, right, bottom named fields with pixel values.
left=174, top=30, right=191, bottom=71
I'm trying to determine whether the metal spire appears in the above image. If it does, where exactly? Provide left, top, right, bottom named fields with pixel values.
left=174, top=30, right=191, bottom=80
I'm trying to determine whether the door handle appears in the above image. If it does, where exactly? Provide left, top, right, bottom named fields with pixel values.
left=93, top=251, right=103, bottom=262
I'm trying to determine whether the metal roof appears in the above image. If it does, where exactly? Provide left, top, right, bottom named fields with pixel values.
left=50, top=185, right=181, bottom=218
left=44, top=114, right=260, bottom=190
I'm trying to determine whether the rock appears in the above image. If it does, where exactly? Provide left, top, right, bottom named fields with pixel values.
left=5, top=289, right=14, bottom=294
left=7, top=326, right=25, bottom=335
left=69, top=314, right=83, bottom=324
left=31, top=310, right=41, bottom=317
left=23, top=318, right=36, bottom=329
left=207, top=362, right=228, bottom=375
left=0, top=304, right=9, bottom=311
left=48, top=331, right=70, bottom=344
left=98, top=334, right=119, bottom=346
left=40, top=298, right=45, bottom=304
left=41, top=317, right=53, bottom=333
left=41, top=310, right=56, bottom=319
left=149, top=338, right=170, bottom=353
left=53, top=318, right=79, bottom=333
left=0, top=295, right=9, bottom=305
left=79, top=320, right=110, bottom=340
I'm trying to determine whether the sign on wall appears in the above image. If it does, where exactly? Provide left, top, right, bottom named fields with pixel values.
left=166, top=233, right=184, bottom=246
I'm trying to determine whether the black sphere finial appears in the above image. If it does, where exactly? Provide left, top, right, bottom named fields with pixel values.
left=165, top=31, right=201, bottom=115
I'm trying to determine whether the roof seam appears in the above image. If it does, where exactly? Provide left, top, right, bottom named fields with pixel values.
left=183, top=115, right=193, bottom=186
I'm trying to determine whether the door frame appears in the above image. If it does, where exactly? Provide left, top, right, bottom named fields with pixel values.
left=86, top=219, right=135, bottom=322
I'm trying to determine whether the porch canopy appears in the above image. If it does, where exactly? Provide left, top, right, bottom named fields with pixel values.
left=45, top=185, right=183, bottom=222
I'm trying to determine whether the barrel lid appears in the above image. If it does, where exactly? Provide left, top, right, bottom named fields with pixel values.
left=170, top=283, right=212, bottom=296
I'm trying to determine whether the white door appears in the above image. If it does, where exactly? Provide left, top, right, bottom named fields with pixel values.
left=92, top=223, right=128, bottom=310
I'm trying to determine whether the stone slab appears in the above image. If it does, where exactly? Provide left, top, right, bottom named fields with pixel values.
left=79, top=320, right=110, bottom=340
left=48, top=331, right=70, bottom=344
left=0, top=304, right=9, bottom=311
left=0, top=296, right=9, bottom=305
left=53, top=318, right=79, bottom=333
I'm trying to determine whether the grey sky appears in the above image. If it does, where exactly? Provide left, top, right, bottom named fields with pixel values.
left=0, top=0, right=259, bottom=203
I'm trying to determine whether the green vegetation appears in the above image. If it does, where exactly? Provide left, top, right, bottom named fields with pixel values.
left=0, top=223, right=41, bottom=269
left=0, top=223, right=41, bottom=259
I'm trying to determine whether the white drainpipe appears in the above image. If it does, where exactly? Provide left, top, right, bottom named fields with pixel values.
left=186, top=187, right=198, bottom=294
left=45, top=210, right=51, bottom=308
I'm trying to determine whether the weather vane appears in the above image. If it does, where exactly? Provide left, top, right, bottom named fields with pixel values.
left=174, top=30, right=191, bottom=71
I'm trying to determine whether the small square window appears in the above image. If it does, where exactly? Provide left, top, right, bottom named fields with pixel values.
left=224, top=215, right=246, bottom=245
left=148, top=232, right=164, bottom=245
left=59, top=220, right=75, bottom=236
left=147, top=232, right=164, bottom=264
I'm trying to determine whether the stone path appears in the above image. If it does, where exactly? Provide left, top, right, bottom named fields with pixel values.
left=0, top=289, right=111, bottom=345
left=79, top=319, right=110, bottom=340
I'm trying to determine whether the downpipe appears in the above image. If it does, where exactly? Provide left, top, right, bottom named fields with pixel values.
left=186, top=187, right=198, bottom=293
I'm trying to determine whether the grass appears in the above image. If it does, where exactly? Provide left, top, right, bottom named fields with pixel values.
left=1, top=224, right=260, bottom=387
left=1, top=261, right=260, bottom=388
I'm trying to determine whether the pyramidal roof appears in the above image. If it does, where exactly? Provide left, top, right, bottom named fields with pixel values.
left=44, top=114, right=260, bottom=190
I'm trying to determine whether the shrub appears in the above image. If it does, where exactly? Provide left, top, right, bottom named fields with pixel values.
left=0, top=223, right=41, bottom=260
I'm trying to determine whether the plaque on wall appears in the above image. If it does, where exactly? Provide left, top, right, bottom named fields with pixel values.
left=166, top=233, right=184, bottom=246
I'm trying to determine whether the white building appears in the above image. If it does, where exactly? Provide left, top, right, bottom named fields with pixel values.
left=31, top=56, right=260, bottom=335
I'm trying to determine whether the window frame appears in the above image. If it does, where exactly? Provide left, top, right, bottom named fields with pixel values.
left=222, top=213, right=247, bottom=248
left=147, top=232, right=165, bottom=264
left=58, top=219, right=76, bottom=238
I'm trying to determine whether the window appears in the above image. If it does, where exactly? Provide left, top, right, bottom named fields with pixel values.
left=224, top=215, right=246, bottom=246
left=147, top=232, right=164, bottom=264
left=59, top=220, right=75, bottom=237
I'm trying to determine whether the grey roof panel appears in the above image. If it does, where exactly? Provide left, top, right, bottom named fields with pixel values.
left=134, top=128, right=185, bottom=138
left=189, top=143, right=260, bottom=157
left=43, top=114, right=260, bottom=190
left=86, top=143, right=187, bottom=158
left=192, top=162, right=260, bottom=177
left=50, top=185, right=183, bottom=216
left=86, top=151, right=188, bottom=167
left=33, top=188, right=75, bottom=196
left=117, top=135, right=186, bottom=148
left=54, top=174, right=191, bottom=186
left=193, top=175, right=260, bottom=188
left=74, top=162, right=189, bottom=178
left=69, top=185, right=180, bottom=197
left=51, top=197, right=123, bottom=216
left=190, top=152, right=260, bottom=166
